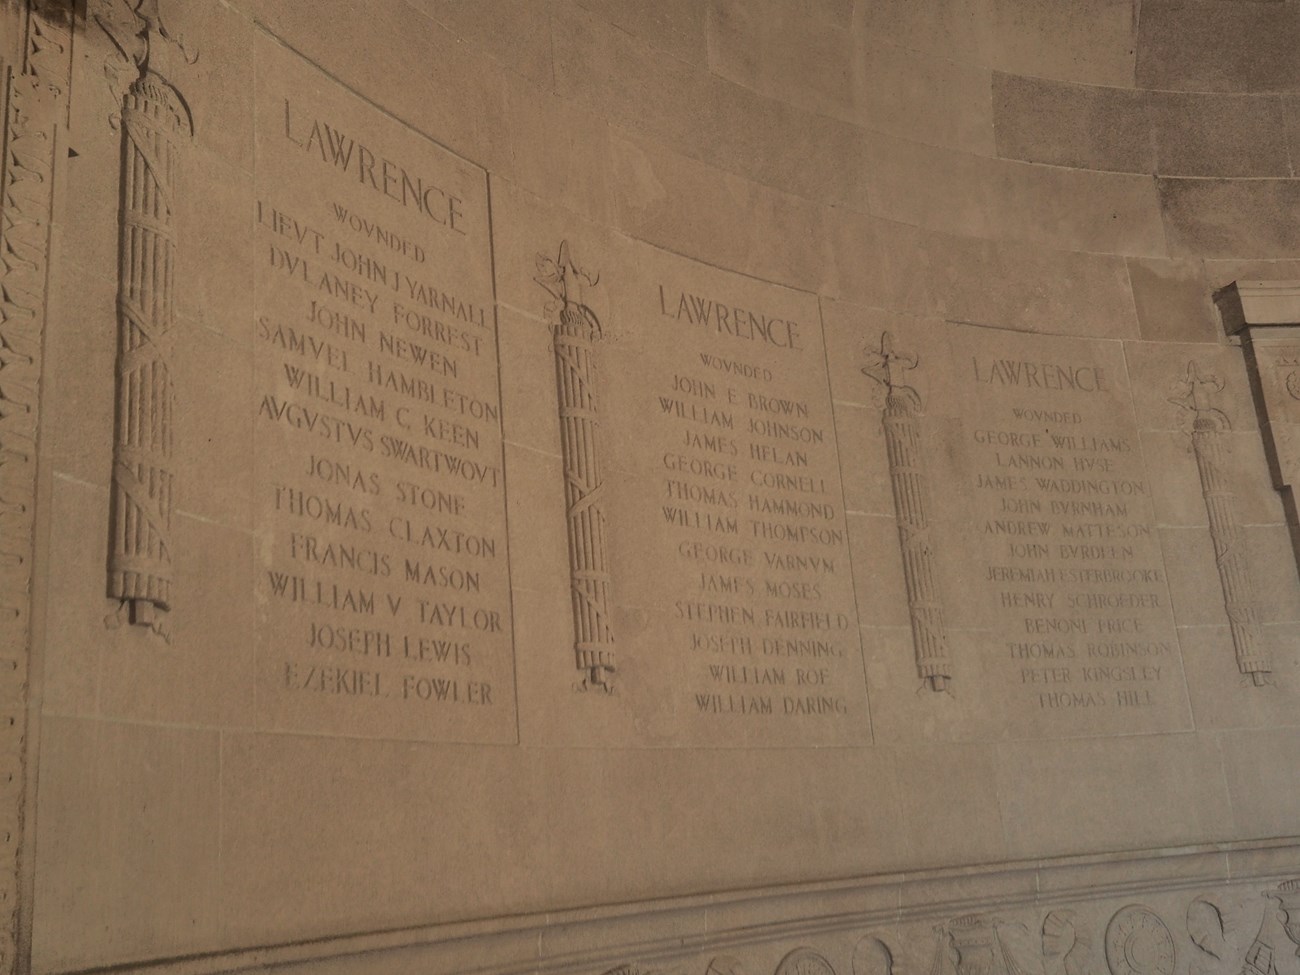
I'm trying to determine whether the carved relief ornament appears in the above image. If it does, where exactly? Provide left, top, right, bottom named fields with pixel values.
left=536, top=241, right=616, bottom=691
left=863, top=331, right=953, bottom=691
left=0, top=1, right=76, bottom=968
left=99, top=0, right=194, bottom=636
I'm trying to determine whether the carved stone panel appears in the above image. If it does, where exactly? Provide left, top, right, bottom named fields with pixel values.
left=249, top=35, right=516, bottom=743
left=872, top=321, right=1192, bottom=739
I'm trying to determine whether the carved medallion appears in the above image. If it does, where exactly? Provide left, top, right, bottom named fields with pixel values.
left=1105, top=906, right=1175, bottom=975
left=776, top=947, right=837, bottom=975
left=1286, top=371, right=1300, bottom=401
left=852, top=937, right=893, bottom=975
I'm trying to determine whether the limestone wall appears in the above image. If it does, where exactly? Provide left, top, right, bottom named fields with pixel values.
left=5, top=1, right=1300, bottom=973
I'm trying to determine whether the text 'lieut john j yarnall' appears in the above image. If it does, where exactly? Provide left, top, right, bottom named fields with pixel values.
left=252, top=76, right=513, bottom=744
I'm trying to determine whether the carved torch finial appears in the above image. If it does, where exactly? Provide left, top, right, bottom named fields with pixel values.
left=1172, top=361, right=1229, bottom=431
left=536, top=240, right=602, bottom=338
left=864, top=331, right=919, bottom=394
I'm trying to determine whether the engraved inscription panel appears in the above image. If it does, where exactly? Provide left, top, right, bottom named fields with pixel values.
left=597, top=244, right=869, bottom=746
left=927, top=324, right=1191, bottom=737
left=251, top=37, right=515, bottom=742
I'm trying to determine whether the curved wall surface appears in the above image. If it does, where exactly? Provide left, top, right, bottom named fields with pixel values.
left=6, top=1, right=1300, bottom=974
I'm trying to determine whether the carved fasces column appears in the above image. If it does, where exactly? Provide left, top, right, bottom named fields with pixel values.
left=863, top=332, right=952, bottom=691
left=0, top=2, right=75, bottom=968
left=536, top=242, right=615, bottom=691
left=1173, top=362, right=1270, bottom=685
left=104, top=6, right=193, bottom=634
left=1104, top=906, right=1175, bottom=975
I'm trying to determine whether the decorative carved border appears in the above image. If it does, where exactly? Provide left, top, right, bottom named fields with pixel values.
left=45, top=840, right=1300, bottom=975
left=0, top=1, right=75, bottom=970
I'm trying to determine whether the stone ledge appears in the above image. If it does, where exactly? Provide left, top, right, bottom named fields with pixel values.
left=1217, top=280, right=1300, bottom=334
left=66, top=839, right=1300, bottom=975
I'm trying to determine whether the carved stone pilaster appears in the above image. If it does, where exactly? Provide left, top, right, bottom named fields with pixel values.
left=536, top=241, right=616, bottom=692
left=0, top=2, right=75, bottom=968
left=863, top=332, right=952, bottom=691
left=1217, top=281, right=1300, bottom=579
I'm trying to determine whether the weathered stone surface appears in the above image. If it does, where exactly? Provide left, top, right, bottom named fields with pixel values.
left=1287, top=94, right=1300, bottom=177
left=1160, top=178, right=1300, bottom=258
left=553, top=3, right=872, bottom=208
left=1220, top=726, right=1300, bottom=836
left=1125, top=258, right=1220, bottom=343
left=994, top=72, right=1152, bottom=173
left=892, top=742, right=1007, bottom=866
left=873, top=220, right=1142, bottom=338
left=608, top=131, right=833, bottom=293
left=411, top=0, right=556, bottom=86
left=996, top=74, right=1292, bottom=178
left=569, top=0, right=709, bottom=63
left=864, top=41, right=996, bottom=156
left=503, top=80, right=616, bottom=228
left=863, top=0, right=989, bottom=63
left=868, top=0, right=1138, bottom=86
left=994, top=733, right=1234, bottom=857
left=31, top=718, right=223, bottom=971
left=248, top=0, right=516, bottom=174
left=1137, top=0, right=1300, bottom=92
left=1149, top=92, right=1291, bottom=178
left=707, top=0, right=858, bottom=121
left=984, top=0, right=1138, bottom=87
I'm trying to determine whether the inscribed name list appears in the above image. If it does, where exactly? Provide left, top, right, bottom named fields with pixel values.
left=602, top=247, right=868, bottom=746
left=934, top=326, right=1190, bottom=737
left=251, top=36, right=516, bottom=743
